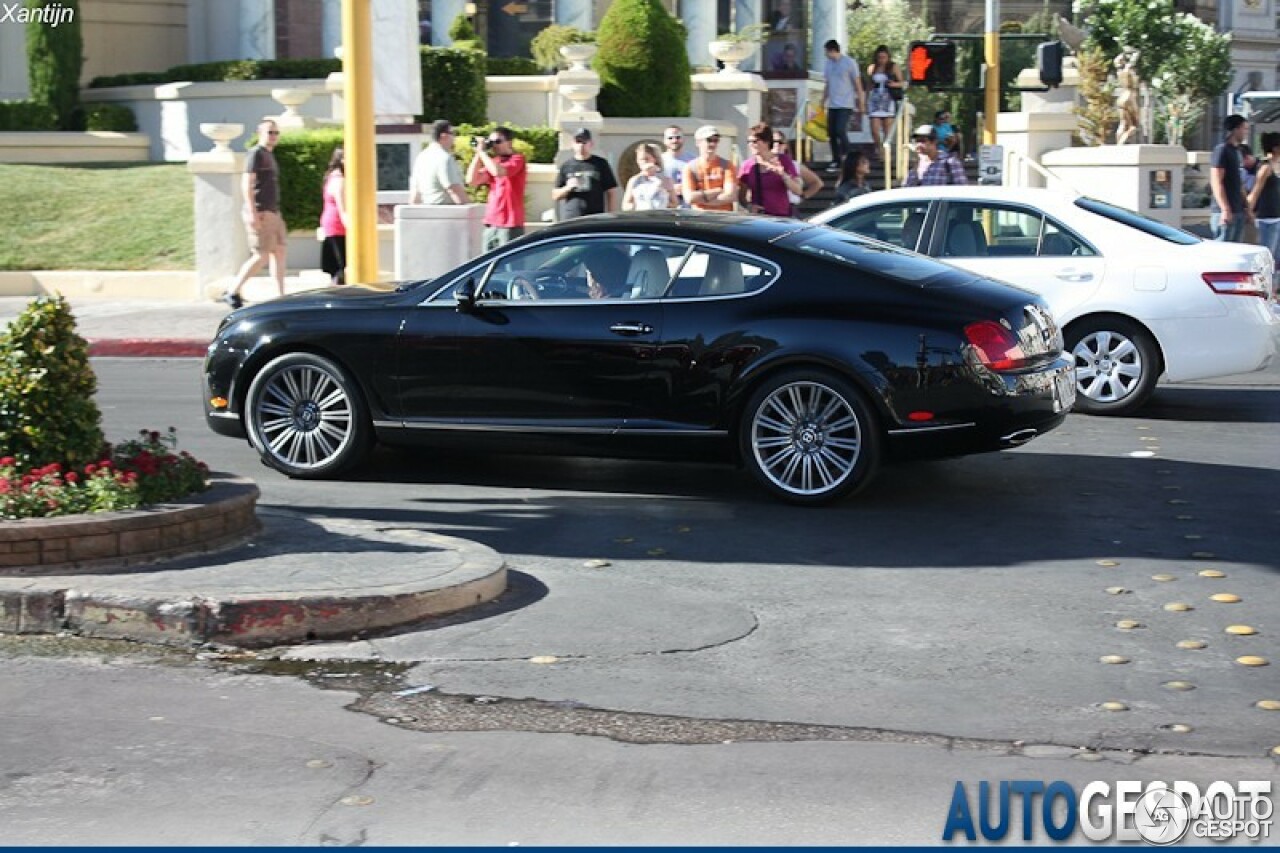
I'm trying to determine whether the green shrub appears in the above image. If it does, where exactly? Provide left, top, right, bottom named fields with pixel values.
left=84, top=103, right=137, bottom=132
left=0, top=295, right=104, bottom=471
left=88, top=59, right=340, bottom=89
left=258, top=127, right=345, bottom=233
left=26, top=0, right=84, bottom=130
left=455, top=123, right=559, bottom=164
left=595, top=0, right=690, bottom=117
left=418, top=47, right=487, bottom=125
left=87, top=71, right=167, bottom=88
left=0, top=100, right=58, bottom=131
left=448, top=13, right=482, bottom=52
left=530, top=24, right=596, bottom=70
left=487, top=56, right=545, bottom=76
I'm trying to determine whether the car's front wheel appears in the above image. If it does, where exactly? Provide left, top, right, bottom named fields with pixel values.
left=1066, top=317, right=1161, bottom=416
left=739, top=370, right=880, bottom=505
left=244, top=352, right=372, bottom=478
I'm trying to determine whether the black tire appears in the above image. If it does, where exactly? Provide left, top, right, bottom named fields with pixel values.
left=244, top=352, right=372, bottom=478
left=739, top=370, right=881, bottom=505
left=1065, top=317, right=1161, bottom=416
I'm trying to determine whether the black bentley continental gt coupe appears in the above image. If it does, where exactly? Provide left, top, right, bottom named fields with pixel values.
left=203, top=211, right=1075, bottom=504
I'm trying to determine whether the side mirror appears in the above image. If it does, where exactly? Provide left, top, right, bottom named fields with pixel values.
left=455, top=279, right=476, bottom=312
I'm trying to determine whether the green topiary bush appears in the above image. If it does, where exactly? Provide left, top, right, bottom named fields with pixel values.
left=448, top=13, right=482, bottom=52
left=0, top=100, right=58, bottom=131
left=0, top=295, right=105, bottom=471
left=530, top=24, right=596, bottom=70
left=595, top=0, right=690, bottom=117
left=26, top=0, right=84, bottom=130
left=85, top=103, right=137, bottom=132
left=418, top=47, right=487, bottom=126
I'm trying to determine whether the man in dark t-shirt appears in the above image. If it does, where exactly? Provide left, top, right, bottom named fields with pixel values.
left=1210, top=114, right=1249, bottom=243
left=552, top=128, right=618, bottom=220
left=225, top=119, right=287, bottom=308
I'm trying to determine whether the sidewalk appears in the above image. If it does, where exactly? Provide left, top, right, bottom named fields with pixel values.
left=0, top=274, right=330, bottom=357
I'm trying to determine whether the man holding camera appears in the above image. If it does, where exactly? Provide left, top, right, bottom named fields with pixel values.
left=466, top=126, right=527, bottom=250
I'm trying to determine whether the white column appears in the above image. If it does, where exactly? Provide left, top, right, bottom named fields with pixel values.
left=0, top=16, right=28, bottom=100
left=556, top=0, right=593, bottom=29
left=809, top=0, right=844, bottom=73
left=433, top=0, right=466, bottom=46
left=322, top=0, right=343, bottom=58
left=239, top=0, right=276, bottom=60
left=680, top=0, right=717, bottom=71
left=733, top=0, right=763, bottom=71
left=188, top=125, right=249, bottom=293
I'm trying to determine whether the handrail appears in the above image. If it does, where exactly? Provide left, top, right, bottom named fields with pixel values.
left=1004, top=147, right=1078, bottom=194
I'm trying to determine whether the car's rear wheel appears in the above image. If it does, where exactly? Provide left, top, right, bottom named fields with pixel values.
left=739, top=370, right=880, bottom=505
left=1066, top=317, right=1161, bottom=416
left=244, top=352, right=371, bottom=478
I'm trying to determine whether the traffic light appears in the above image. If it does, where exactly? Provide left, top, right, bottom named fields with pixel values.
left=1037, top=40, right=1065, bottom=88
left=907, top=41, right=957, bottom=88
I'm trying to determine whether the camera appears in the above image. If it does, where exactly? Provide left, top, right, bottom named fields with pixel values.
left=470, top=137, right=495, bottom=152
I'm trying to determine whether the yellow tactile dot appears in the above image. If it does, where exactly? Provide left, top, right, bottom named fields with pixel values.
left=1106, top=586, right=1130, bottom=595
left=1226, top=625, right=1258, bottom=636
left=1164, top=602, right=1194, bottom=612
left=1151, top=573, right=1176, bottom=582
left=1116, top=620, right=1144, bottom=630
left=529, top=655, right=559, bottom=664
left=1100, top=655, right=1131, bottom=665
left=1176, top=639, right=1208, bottom=650
left=1255, top=700, right=1280, bottom=711
left=1236, top=656, right=1270, bottom=667
left=1210, top=593, right=1242, bottom=604
left=1100, top=701, right=1129, bottom=711
left=1198, top=569, right=1226, bottom=578
left=1097, top=559, right=1120, bottom=567
left=1163, top=681, right=1195, bottom=691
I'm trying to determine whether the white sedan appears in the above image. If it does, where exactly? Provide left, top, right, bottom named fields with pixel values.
left=811, top=186, right=1278, bottom=415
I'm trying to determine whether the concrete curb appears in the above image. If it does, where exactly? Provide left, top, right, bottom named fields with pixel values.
left=88, top=338, right=210, bottom=358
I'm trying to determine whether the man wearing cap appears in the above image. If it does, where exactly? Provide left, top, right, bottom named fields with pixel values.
left=662, top=125, right=696, bottom=207
left=904, top=124, right=967, bottom=187
left=683, top=126, right=738, bottom=212
left=553, top=128, right=618, bottom=220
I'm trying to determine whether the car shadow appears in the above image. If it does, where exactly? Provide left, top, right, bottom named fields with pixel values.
left=1136, top=385, right=1280, bottom=424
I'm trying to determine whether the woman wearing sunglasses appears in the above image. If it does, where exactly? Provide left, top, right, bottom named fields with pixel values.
left=738, top=123, right=803, bottom=217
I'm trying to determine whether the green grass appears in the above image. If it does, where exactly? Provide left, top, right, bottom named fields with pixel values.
left=0, top=163, right=194, bottom=271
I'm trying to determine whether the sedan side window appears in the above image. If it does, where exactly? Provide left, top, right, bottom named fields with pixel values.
left=1039, top=221, right=1094, bottom=257
left=828, top=204, right=930, bottom=252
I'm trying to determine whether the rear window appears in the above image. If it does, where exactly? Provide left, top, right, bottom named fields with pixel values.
left=1075, top=197, right=1200, bottom=245
left=788, top=229, right=954, bottom=286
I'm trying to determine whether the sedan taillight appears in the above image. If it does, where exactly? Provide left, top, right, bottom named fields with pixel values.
left=964, top=321, right=1028, bottom=371
left=1203, top=271, right=1268, bottom=298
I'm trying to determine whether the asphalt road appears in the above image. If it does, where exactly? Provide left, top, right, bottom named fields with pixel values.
left=1, top=358, right=1277, bottom=844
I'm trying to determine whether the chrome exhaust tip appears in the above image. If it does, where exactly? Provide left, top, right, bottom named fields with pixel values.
left=1001, top=428, right=1038, bottom=447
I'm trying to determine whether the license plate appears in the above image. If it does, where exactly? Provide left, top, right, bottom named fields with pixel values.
left=1052, top=367, right=1076, bottom=413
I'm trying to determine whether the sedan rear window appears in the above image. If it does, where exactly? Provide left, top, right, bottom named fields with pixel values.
left=1075, top=197, right=1200, bottom=245
left=789, top=230, right=952, bottom=286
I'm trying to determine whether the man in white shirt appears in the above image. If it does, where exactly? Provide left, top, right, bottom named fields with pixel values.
left=661, top=125, right=695, bottom=207
left=409, top=119, right=468, bottom=205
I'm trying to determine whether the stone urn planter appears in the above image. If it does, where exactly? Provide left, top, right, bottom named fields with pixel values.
left=198, top=122, right=244, bottom=153
left=708, top=39, right=757, bottom=73
left=558, top=42, right=598, bottom=72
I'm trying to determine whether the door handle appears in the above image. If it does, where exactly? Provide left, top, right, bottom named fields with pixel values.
left=1054, top=270, right=1094, bottom=282
left=609, top=322, right=654, bottom=336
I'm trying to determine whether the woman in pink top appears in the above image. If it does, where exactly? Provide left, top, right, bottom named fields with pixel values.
left=319, top=148, right=349, bottom=285
left=738, top=123, right=802, bottom=217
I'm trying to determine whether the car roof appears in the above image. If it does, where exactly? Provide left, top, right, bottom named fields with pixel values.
left=811, top=186, right=1086, bottom=221
left=538, top=210, right=814, bottom=243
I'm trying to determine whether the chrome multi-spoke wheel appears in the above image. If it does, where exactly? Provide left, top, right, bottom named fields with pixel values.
left=1066, top=318, right=1160, bottom=416
left=741, top=372, right=879, bottom=504
left=245, top=353, right=371, bottom=478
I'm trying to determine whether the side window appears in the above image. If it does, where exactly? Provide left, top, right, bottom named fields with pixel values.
left=828, top=203, right=930, bottom=252
left=1039, top=220, right=1095, bottom=257
left=667, top=248, right=776, bottom=299
left=943, top=204, right=1038, bottom=258
left=479, top=239, right=686, bottom=301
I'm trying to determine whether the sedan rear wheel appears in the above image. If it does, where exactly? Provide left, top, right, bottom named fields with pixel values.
left=1066, top=318, right=1160, bottom=416
left=740, top=371, right=880, bottom=505
left=245, top=352, right=371, bottom=478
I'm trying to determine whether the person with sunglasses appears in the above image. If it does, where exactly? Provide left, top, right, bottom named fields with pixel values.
left=739, top=123, right=803, bottom=217
left=771, top=131, right=823, bottom=212
left=466, top=126, right=527, bottom=250
left=683, top=125, right=737, bottom=212
left=661, top=125, right=695, bottom=207
left=224, top=119, right=286, bottom=308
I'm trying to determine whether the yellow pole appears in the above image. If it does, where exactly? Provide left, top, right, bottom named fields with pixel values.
left=342, top=0, right=378, bottom=285
left=983, top=0, right=999, bottom=146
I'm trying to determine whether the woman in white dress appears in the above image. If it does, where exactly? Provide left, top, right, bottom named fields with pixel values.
left=622, top=143, right=677, bottom=210
left=865, top=45, right=903, bottom=151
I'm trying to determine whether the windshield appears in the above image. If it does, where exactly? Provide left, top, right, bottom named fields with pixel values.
left=1075, top=197, right=1200, bottom=245
left=788, top=229, right=953, bottom=287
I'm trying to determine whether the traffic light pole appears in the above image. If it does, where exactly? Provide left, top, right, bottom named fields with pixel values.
left=983, top=0, right=999, bottom=147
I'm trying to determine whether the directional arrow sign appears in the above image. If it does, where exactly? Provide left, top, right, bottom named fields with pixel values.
left=501, top=2, right=527, bottom=14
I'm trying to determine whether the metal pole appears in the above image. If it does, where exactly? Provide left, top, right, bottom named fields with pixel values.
left=983, top=0, right=999, bottom=146
left=342, top=0, right=378, bottom=285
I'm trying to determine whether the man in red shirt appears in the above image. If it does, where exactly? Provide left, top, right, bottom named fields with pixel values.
left=466, top=126, right=527, bottom=251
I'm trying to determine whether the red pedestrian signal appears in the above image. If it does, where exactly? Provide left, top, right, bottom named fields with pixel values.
left=907, top=41, right=957, bottom=88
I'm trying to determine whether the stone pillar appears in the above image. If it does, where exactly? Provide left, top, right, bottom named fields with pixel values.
left=373, top=0, right=424, bottom=123
left=681, top=0, right=718, bottom=71
left=809, top=0, right=844, bottom=72
left=733, top=0, right=763, bottom=71
left=395, top=204, right=485, bottom=280
left=1014, top=59, right=1081, bottom=115
left=321, top=0, right=343, bottom=58
left=0, top=15, right=28, bottom=100
left=1041, top=145, right=1187, bottom=227
left=556, top=0, right=593, bottom=29
left=996, top=112, right=1079, bottom=188
left=239, top=0, right=275, bottom=60
left=433, top=0, right=466, bottom=47
left=188, top=124, right=249, bottom=297
left=556, top=47, right=603, bottom=153
left=691, top=71, right=767, bottom=161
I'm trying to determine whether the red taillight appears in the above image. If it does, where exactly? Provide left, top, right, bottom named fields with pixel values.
left=1203, top=271, right=1267, bottom=297
left=964, top=321, right=1027, bottom=371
